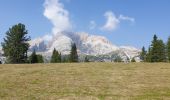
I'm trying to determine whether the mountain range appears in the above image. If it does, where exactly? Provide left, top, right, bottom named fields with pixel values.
left=29, top=32, right=141, bottom=62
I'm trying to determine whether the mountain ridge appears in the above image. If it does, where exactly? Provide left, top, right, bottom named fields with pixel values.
left=29, top=32, right=141, bottom=62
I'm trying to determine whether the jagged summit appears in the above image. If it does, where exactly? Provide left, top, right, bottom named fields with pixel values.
left=29, top=32, right=141, bottom=61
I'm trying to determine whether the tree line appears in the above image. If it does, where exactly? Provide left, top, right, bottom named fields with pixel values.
left=1, top=23, right=83, bottom=64
left=140, top=34, right=170, bottom=62
left=2, top=23, right=170, bottom=64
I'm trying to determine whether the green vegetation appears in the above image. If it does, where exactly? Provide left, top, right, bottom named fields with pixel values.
left=167, top=36, right=170, bottom=62
left=69, top=43, right=78, bottom=62
left=50, top=48, right=61, bottom=63
left=1, top=23, right=30, bottom=64
left=140, top=46, right=147, bottom=61
left=84, top=56, right=90, bottom=62
left=131, top=57, right=136, bottom=62
left=114, top=56, right=122, bottom=62
left=29, top=50, right=44, bottom=63
left=37, top=54, right=44, bottom=63
left=141, top=34, right=168, bottom=62
left=29, top=50, right=38, bottom=63
left=0, top=63, right=170, bottom=99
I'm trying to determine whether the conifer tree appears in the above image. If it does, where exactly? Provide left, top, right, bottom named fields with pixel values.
left=131, top=57, right=136, bottom=62
left=84, top=56, right=89, bottom=62
left=70, top=43, right=78, bottom=62
left=149, top=35, right=166, bottom=62
left=37, top=54, right=44, bottom=63
left=29, top=50, right=38, bottom=63
left=156, top=40, right=166, bottom=62
left=51, top=48, right=61, bottom=63
left=58, top=53, right=62, bottom=62
left=150, top=35, right=159, bottom=62
left=114, top=56, right=122, bottom=62
left=167, top=36, right=170, bottom=62
left=146, top=46, right=152, bottom=62
left=1, top=23, right=30, bottom=63
left=140, top=46, right=147, bottom=61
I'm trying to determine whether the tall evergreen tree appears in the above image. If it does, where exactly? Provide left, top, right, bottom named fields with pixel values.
left=149, top=35, right=166, bottom=62
left=58, top=53, right=62, bottom=62
left=150, top=35, right=159, bottom=62
left=37, top=54, right=44, bottom=63
left=131, top=57, right=136, bottom=62
left=140, top=46, right=147, bottom=61
left=114, top=56, right=122, bottom=62
left=167, top=36, right=170, bottom=62
left=157, top=40, right=166, bottom=62
left=51, top=48, right=61, bottom=63
left=146, top=46, right=152, bottom=62
left=29, top=50, right=38, bottom=63
left=1, top=23, right=30, bottom=63
left=84, top=56, right=89, bottom=62
left=70, top=43, right=78, bottom=62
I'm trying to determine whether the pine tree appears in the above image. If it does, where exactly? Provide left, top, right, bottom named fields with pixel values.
left=1, top=23, right=30, bottom=63
left=37, top=54, right=44, bottom=63
left=29, top=50, right=38, bottom=63
left=84, top=56, right=89, bottom=62
left=51, top=48, right=57, bottom=63
left=70, top=43, right=78, bottom=62
left=114, top=56, right=122, bottom=62
left=146, top=46, right=152, bottom=62
left=140, top=46, right=147, bottom=61
left=167, top=36, right=170, bottom=62
left=58, top=53, right=62, bottom=62
left=149, top=35, right=166, bottom=62
left=157, top=40, right=166, bottom=62
left=51, top=48, right=61, bottom=63
left=150, top=35, right=159, bottom=62
left=131, top=57, right=136, bottom=62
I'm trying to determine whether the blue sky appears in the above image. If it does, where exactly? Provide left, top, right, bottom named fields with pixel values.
left=0, top=0, right=170, bottom=48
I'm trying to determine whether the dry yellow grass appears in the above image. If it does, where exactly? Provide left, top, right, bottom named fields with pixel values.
left=0, top=63, right=170, bottom=100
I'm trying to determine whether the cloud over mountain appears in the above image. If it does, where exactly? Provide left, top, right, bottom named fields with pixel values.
left=101, top=11, right=135, bottom=32
left=43, top=0, right=72, bottom=34
left=101, top=11, right=120, bottom=31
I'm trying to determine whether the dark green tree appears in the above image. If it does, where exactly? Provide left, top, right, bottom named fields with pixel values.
left=62, top=55, right=69, bottom=63
left=37, top=54, right=44, bottom=63
left=150, top=35, right=159, bottom=62
left=149, top=35, right=166, bottom=62
left=156, top=40, right=166, bottom=62
left=140, top=46, right=147, bottom=61
left=51, top=48, right=61, bottom=63
left=167, top=36, right=170, bottom=62
left=1, top=23, right=30, bottom=63
left=84, top=56, right=89, bottom=62
left=58, top=53, right=62, bottom=62
left=146, top=46, right=152, bottom=62
left=69, top=43, right=78, bottom=62
left=29, top=50, right=38, bottom=63
left=131, top=57, right=136, bottom=62
left=114, top=56, right=122, bottom=62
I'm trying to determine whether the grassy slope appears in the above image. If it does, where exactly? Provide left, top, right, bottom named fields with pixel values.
left=0, top=63, right=170, bottom=100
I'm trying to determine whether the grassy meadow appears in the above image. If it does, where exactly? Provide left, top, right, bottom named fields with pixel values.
left=0, top=63, right=170, bottom=100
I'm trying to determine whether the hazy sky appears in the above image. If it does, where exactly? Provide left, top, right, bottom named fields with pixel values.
left=0, top=0, right=170, bottom=48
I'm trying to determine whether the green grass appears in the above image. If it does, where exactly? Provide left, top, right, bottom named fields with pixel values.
left=0, top=63, right=170, bottom=100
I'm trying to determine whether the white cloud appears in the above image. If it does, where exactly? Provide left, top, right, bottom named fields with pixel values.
left=89, top=20, right=96, bottom=30
left=101, top=11, right=120, bottom=31
left=44, top=0, right=72, bottom=34
left=42, top=34, right=53, bottom=41
left=119, top=15, right=135, bottom=23
left=101, top=11, right=135, bottom=32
